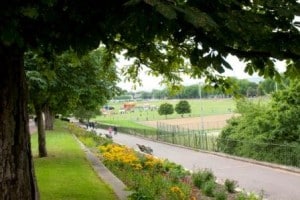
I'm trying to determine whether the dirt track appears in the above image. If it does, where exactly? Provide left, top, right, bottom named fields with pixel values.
left=141, top=113, right=236, bottom=130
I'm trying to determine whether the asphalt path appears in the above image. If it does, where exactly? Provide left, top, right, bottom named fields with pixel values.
left=29, top=119, right=37, bottom=134
left=103, top=131, right=300, bottom=200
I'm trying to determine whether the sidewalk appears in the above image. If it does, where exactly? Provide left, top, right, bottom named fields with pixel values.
left=29, top=119, right=37, bottom=134
left=74, top=136, right=131, bottom=200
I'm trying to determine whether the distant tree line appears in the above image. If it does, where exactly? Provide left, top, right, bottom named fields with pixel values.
left=116, top=76, right=288, bottom=100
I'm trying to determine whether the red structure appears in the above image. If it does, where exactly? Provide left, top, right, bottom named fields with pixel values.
left=123, top=102, right=136, bottom=111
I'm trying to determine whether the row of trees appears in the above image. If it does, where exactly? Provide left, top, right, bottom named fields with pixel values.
left=117, top=77, right=288, bottom=100
left=158, top=100, right=191, bottom=118
left=25, top=48, right=120, bottom=157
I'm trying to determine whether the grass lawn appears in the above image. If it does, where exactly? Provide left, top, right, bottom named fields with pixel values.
left=94, top=97, right=268, bottom=129
left=94, top=118, right=157, bottom=131
left=31, top=121, right=117, bottom=200
left=95, top=98, right=236, bottom=123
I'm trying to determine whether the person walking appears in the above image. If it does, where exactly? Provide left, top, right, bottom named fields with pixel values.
left=113, top=126, right=118, bottom=135
left=108, top=126, right=113, bottom=135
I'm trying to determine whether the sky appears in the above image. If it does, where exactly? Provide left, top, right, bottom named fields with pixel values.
left=116, top=55, right=286, bottom=92
left=116, top=15, right=299, bottom=92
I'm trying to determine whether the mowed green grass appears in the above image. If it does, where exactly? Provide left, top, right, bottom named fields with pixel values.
left=94, top=98, right=236, bottom=127
left=31, top=121, right=117, bottom=200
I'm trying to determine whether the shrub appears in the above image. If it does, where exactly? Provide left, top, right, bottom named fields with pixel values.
left=237, top=192, right=261, bottom=200
left=202, top=180, right=216, bottom=197
left=237, top=193, right=248, bottom=200
left=167, top=164, right=190, bottom=183
left=224, top=179, right=237, bottom=193
left=192, top=169, right=215, bottom=189
left=168, top=186, right=185, bottom=200
left=68, top=123, right=112, bottom=147
left=215, top=189, right=227, bottom=200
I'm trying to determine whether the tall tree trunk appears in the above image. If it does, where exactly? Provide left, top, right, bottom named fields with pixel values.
left=0, top=45, right=39, bottom=199
left=43, top=105, right=54, bottom=130
left=35, top=107, right=47, bottom=157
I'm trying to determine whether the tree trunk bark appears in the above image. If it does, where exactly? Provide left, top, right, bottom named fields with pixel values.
left=0, top=45, right=39, bottom=199
left=35, top=107, right=47, bottom=157
left=43, top=105, right=54, bottom=130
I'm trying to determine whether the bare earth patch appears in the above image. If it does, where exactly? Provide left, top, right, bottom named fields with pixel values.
left=141, top=113, right=236, bottom=130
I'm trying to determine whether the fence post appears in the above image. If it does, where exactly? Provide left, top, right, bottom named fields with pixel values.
left=205, top=131, right=208, bottom=150
left=156, top=121, right=159, bottom=140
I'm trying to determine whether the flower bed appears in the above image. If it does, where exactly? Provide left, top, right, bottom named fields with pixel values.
left=69, top=123, right=262, bottom=200
left=99, top=143, right=191, bottom=199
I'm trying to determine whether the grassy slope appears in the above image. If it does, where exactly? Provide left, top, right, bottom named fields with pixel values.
left=31, top=121, right=117, bottom=200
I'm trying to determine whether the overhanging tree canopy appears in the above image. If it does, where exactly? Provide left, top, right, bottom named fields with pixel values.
left=1, top=0, right=300, bottom=199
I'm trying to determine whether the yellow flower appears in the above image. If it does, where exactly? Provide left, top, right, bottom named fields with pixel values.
left=132, top=163, right=143, bottom=170
left=170, top=186, right=185, bottom=199
left=99, top=144, right=141, bottom=169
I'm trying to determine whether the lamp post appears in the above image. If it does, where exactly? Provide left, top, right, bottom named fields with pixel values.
left=199, top=82, right=204, bottom=133
left=199, top=82, right=207, bottom=149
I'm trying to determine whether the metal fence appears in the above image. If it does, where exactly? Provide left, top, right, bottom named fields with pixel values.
left=217, top=138, right=300, bottom=168
left=157, top=121, right=226, bottom=131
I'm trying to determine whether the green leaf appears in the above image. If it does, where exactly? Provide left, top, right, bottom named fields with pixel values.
left=221, top=57, right=233, bottom=70
left=124, top=0, right=142, bottom=6
left=20, top=7, right=39, bottom=19
left=245, top=63, right=254, bottom=75
left=155, top=3, right=177, bottom=20
left=214, top=64, right=225, bottom=73
left=178, top=6, right=218, bottom=31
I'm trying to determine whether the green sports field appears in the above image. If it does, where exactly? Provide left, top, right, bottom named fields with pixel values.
left=94, top=98, right=236, bottom=123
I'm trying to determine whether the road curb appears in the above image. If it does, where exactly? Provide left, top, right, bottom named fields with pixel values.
left=126, top=133, right=300, bottom=174
left=73, top=135, right=131, bottom=200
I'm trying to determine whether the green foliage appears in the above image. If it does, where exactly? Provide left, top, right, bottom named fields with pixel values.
left=3, top=1, right=300, bottom=80
left=73, top=107, right=100, bottom=122
left=226, top=77, right=259, bottom=97
left=114, top=95, right=133, bottom=100
left=127, top=172, right=166, bottom=200
left=3, top=0, right=300, bottom=198
left=68, top=123, right=112, bottom=147
left=203, top=180, right=216, bottom=197
left=258, top=77, right=289, bottom=95
left=192, top=169, right=215, bottom=189
left=99, top=143, right=191, bottom=200
left=237, top=192, right=261, bottom=200
left=224, top=179, right=237, bottom=193
left=163, top=161, right=190, bottom=183
left=25, top=47, right=120, bottom=122
left=215, top=189, right=227, bottom=200
left=158, top=103, right=174, bottom=118
left=175, top=100, right=191, bottom=117
left=218, top=80, right=300, bottom=167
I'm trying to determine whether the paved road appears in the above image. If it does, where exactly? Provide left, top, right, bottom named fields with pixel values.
left=29, top=119, right=37, bottom=134
left=104, top=131, right=300, bottom=200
